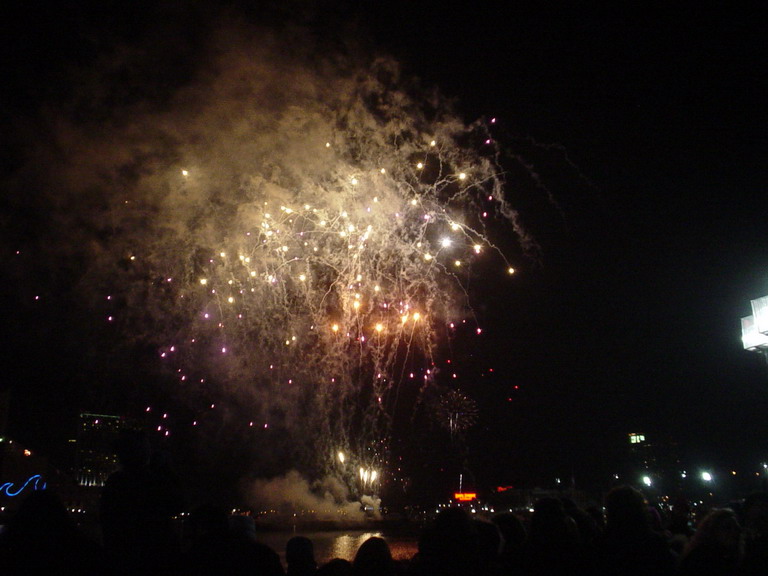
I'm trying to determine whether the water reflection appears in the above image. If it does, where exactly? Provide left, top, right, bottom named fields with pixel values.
left=257, top=530, right=419, bottom=565
left=331, top=532, right=382, bottom=561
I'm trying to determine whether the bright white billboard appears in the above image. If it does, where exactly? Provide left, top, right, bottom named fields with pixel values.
left=742, top=314, right=768, bottom=350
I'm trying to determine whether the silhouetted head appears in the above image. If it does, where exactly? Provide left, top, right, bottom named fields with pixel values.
left=287, top=535, right=317, bottom=574
left=687, top=508, right=741, bottom=554
left=742, top=491, right=768, bottom=540
left=432, top=507, right=477, bottom=547
left=474, top=519, right=501, bottom=561
left=492, top=511, right=526, bottom=553
left=605, top=485, right=650, bottom=534
left=353, top=536, right=394, bottom=576
left=418, top=507, right=479, bottom=570
left=529, top=497, right=577, bottom=545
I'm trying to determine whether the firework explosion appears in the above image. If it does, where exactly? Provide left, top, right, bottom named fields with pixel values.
left=6, top=25, right=532, bottom=495
left=437, top=390, right=479, bottom=437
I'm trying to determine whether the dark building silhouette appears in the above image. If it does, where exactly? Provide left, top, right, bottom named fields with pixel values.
left=74, top=413, right=127, bottom=488
left=625, top=433, right=684, bottom=496
left=628, top=433, right=656, bottom=472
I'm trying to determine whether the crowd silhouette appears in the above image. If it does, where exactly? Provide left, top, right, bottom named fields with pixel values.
left=1, top=433, right=768, bottom=575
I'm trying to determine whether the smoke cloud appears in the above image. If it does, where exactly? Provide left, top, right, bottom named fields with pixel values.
left=245, top=469, right=380, bottom=523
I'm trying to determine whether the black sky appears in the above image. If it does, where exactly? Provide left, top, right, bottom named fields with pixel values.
left=347, top=2, right=768, bottom=490
left=2, top=1, right=768, bottom=497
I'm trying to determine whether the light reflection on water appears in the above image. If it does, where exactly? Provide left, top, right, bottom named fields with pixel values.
left=257, top=530, right=419, bottom=566
left=330, top=532, right=382, bottom=561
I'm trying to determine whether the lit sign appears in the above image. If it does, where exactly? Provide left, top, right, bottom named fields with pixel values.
left=454, top=492, right=477, bottom=501
left=629, top=433, right=645, bottom=444
left=1, top=474, right=47, bottom=497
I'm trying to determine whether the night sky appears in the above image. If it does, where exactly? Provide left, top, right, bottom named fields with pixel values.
left=2, top=1, right=768, bottom=501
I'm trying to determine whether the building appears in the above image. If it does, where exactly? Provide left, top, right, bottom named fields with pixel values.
left=625, top=432, right=685, bottom=495
left=1, top=411, right=136, bottom=522
left=628, top=433, right=656, bottom=471
left=74, top=413, right=128, bottom=487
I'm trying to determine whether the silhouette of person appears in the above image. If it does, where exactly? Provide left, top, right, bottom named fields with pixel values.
left=287, top=535, right=317, bottom=576
left=100, top=428, right=184, bottom=575
left=520, top=497, right=592, bottom=576
left=492, top=511, right=526, bottom=571
left=353, top=536, right=395, bottom=576
left=597, top=485, right=676, bottom=576
left=739, top=491, right=768, bottom=576
left=678, top=508, right=742, bottom=576
left=407, top=507, right=480, bottom=576
left=0, top=488, right=105, bottom=575
left=183, top=503, right=284, bottom=576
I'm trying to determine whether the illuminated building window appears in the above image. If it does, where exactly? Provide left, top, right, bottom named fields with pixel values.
left=75, top=413, right=128, bottom=487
